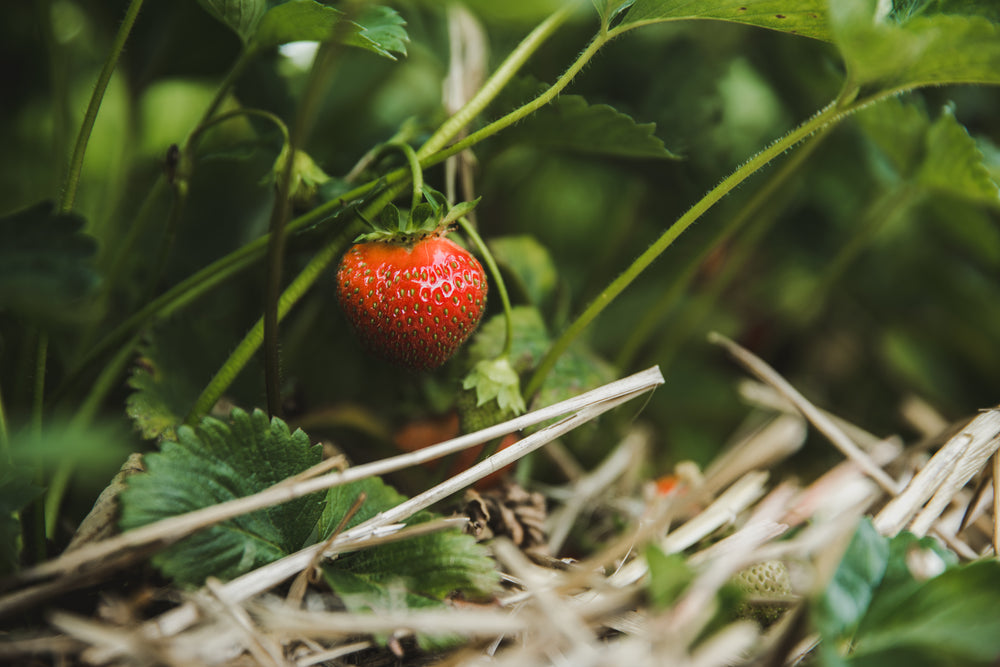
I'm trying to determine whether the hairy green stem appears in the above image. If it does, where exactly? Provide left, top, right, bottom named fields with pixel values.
left=455, top=217, right=514, bottom=358
left=59, top=0, right=145, bottom=213
left=525, top=99, right=859, bottom=398
left=265, top=40, right=341, bottom=418
left=379, top=142, right=424, bottom=212
left=417, top=5, right=572, bottom=159
left=617, top=127, right=831, bottom=370
left=190, top=48, right=257, bottom=145
left=186, top=184, right=406, bottom=424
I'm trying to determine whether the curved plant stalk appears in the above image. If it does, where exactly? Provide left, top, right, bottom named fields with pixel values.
left=265, top=35, right=346, bottom=418
left=417, top=5, right=572, bottom=159
left=617, top=126, right=832, bottom=370
left=59, top=0, right=145, bottom=214
left=379, top=142, right=424, bottom=211
left=147, top=109, right=292, bottom=302
left=185, top=184, right=406, bottom=424
left=524, top=99, right=865, bottom=399
left=455, top=217, right=514, bottom=359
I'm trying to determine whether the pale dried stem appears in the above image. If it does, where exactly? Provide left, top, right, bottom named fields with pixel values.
left=874, top=406, right=1000, bottom=537
left=546, top=427, right=649, bottom=554
left=82, top=368, right=664, bottom=664
left=1, top=367, right=663, bottom=617
left=710, top=332, right=900, bottom=494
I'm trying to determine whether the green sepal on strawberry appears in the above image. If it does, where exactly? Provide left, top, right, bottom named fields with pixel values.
left=336, top=190, right=488, bottom=371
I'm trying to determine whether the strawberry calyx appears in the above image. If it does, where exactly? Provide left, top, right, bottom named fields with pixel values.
left=355, top=185, right=480, bottom=247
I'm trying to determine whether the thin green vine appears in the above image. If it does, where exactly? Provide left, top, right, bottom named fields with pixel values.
left=59, top=0, right=145, bottom=214
left=455, top=217, right=515, bottom=359
left=525, top=98, right=862, bottom=398
left=185, top=184, right=407, bottom=424
left=417, top=5, right=572, bottom=159
left=265, top=36, right=345, bottom=418
left=616, top=126, right=832, bottom=370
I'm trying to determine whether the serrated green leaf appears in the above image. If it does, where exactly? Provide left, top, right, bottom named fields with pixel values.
left=853, top=98, right=931, bottom=179
left=616, top=0, right=832, bottom=41
left=253, top=1, right=407, bottom=58
left=852, top=560, right=1000, bottom=664
left=503, top=94, right=680, bottom=160
left=353, top=5, right=409, bottom=60
left=488, top=236, right=558, bottom=307
left=466, top=306, right=552, bottom=373
left=0, top=201, right=101, bottom=324
left=319, top=475, right=498, bottom=644
left=462, top=357, right=527, bottom=415
left=197, top=0, right=267, bottom=44
left=917, top=107, right=1000, bottom=206
left=832, top=0, right=1000, bottom=92
left=120, top=409, right=323, bottom=585
left=322, top=567, right=463, bottom=650
left=125, top=340, right=201, bottom=441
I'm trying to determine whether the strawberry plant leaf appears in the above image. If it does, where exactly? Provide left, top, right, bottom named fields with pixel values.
left=616, top=0, right=832, bottom=42
left=831, top=0, right=1000, bottom=93
left=196, top=0, right=267, bottom=44
left=119, top=409, right=324, bottom=586
left=0, top=201, right=100, bottom=325
left=353, top=5, right=409, bottom=60
left=916, top=107, right=1000, bottom=206
left=850, top=560, right=1000, bottom=665
left=253, top=1, right=407, bottom=59
left=501, top=93, right=680, bottom=160
left=488, top=235, right=558, bottom=308
left=125, top=341, right=200, bottom=442
left=593, top=0, right=637, bottom=29
left=319, top=474, right=498, bottom=642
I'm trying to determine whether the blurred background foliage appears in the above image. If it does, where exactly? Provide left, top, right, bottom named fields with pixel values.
left=1, top=0, right=999, bottom=534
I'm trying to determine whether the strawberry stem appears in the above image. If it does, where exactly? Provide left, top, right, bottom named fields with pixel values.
left=455, top=216, right=514, bottom=359
left=380, top=142, right=424, bottom=213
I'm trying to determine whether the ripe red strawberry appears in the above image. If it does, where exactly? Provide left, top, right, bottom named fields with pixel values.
left=337, top=234, right=488, bottom=370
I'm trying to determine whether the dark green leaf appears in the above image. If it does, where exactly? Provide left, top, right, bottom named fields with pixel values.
left=120, top=409, right=324, bottom=585
left=125, top=342, right=200, bottom=442
left=813, top=519, right=889, bottom=640
left=253, top=1, right=407, bottom=59
left=853, top=560, right=1000, bottom=664
left=254, top=0, right=359, bottom=49
left=353, top=5, right=409, bottom=60
left=466, top=306, right=552, bottom=375
left=503, top=94, right=680, bottom=160
left=917, top=107, right=1000, bottom=206
left=616, top=0, right=832, bottom=41
left=197, top=0, right=267, bottom=44
left=319, top=475, right=498, bottom=642
left=0, top=201, right=101, bottom=324
left=593, top=0, right=636, bottom=28
left=832, top=0, right=1000, bottom=92
left=488, top=235, right=559, bottom=307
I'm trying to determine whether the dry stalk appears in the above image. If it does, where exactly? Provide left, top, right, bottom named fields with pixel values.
left=80, top=367, right=664, bottom=664
left=0, top=367, right=663, bottom=619
left=710, top=332, right=899, bottom=494
left=874, top=406, right=1000, bottom=537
